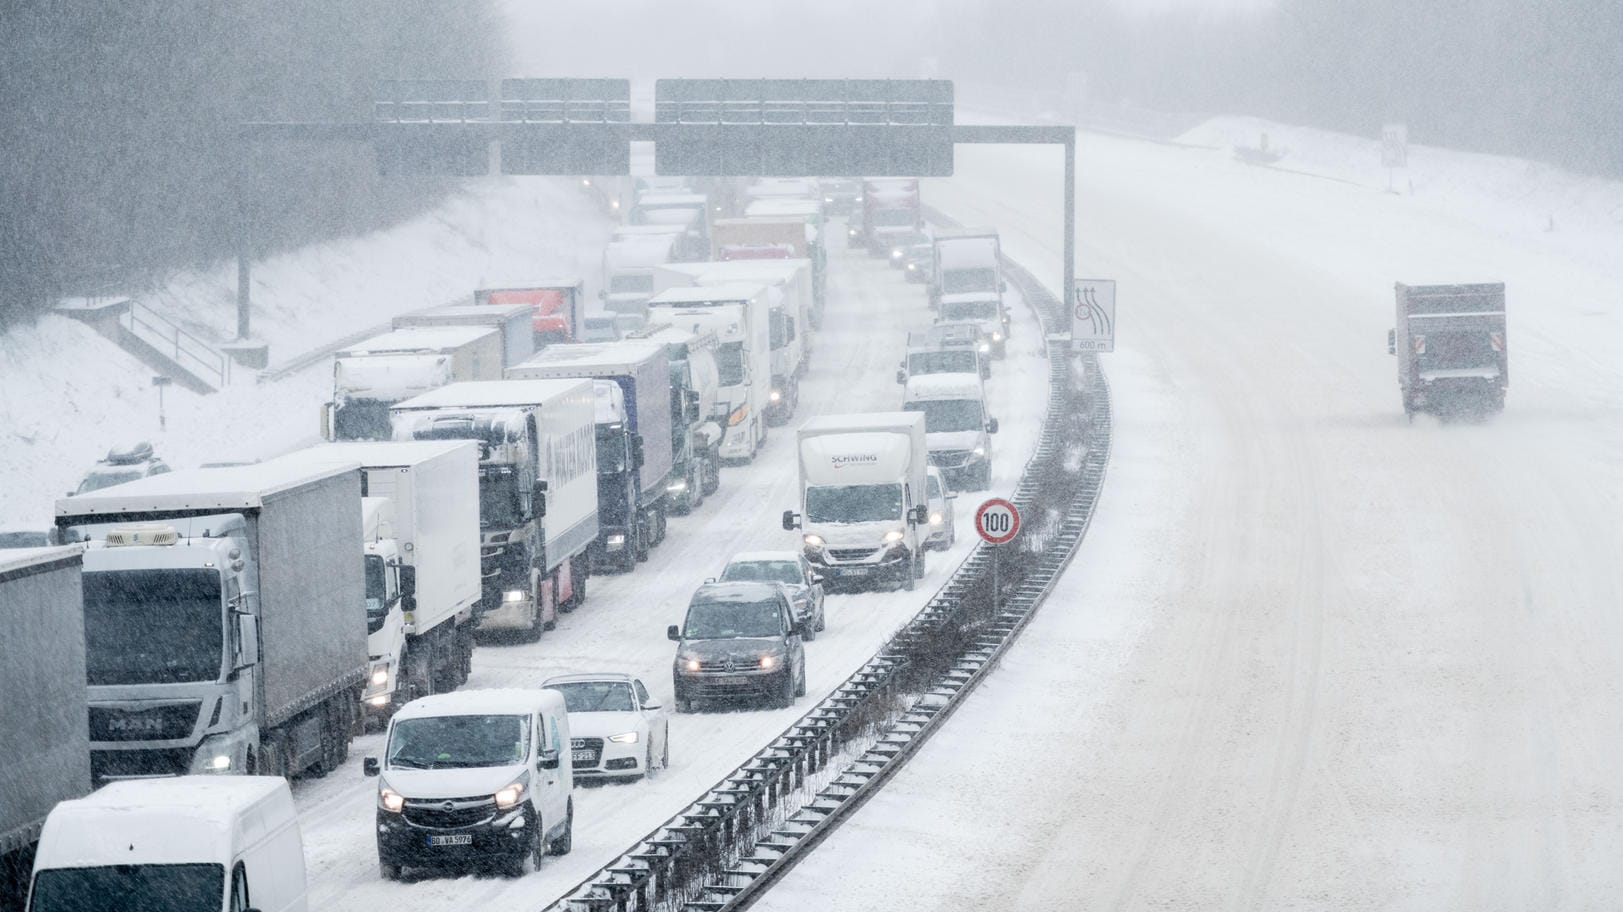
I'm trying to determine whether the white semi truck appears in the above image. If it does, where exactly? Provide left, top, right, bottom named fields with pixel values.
left=391, top=380, right=599, bottom=641
left=54, top=456, right=368, bottom=781
left=626, top=322, right=724, bottom=512
left=654, top=260, right=813, bottom=424
left=647, top=285, right=773, bottom=464
left=931, top=228, right=1010, bottom=358
left=278, top=441, right=483, bottom=723
left=781, top=413, right=930, bottom=592
left=0, top=547, right=90, bottom=912
left=392, top=301, right=536, bottom=373
left=326, top=325, right=506, bottom=441
left=601, top=235, right=678, bottom=330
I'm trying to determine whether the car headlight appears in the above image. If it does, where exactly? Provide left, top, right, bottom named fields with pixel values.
left=992, top=331, right=1004, bottom=341
left=369, top=663, right=390, bottom=687
left=978, top=342, right=991, bottom=353
left=802, top=534, right=825, bottom=549
left=882, top=529, right=905, bottom=544
left=685, top=658, right=701, bottom=672
left=973, top=446, right=987, bottom=457
left=891, top=248, right=903, bottom=259
left=929, top=511, right=944, bottom=525
left=907, top=263, right=918, bottom=271
left=494, top=776, right=528, bottom=809
left=824, top=196, right=834, bottom=204
left=608, top=731, right=639, bottom=744
left=769, top=389, right=782, bottom=403
left=759, top=654, right=777, bottom=669
left=503, top=589, right=525, bottom=603
left=379, top=787, right=405, bottom=813
left=668, top=478, right=688, bottom=493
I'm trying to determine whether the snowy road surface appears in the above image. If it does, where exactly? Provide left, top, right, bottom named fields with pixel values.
left=755, top=130, right=1623, bottom=909
left=289, top=234, right=1052, bottom=908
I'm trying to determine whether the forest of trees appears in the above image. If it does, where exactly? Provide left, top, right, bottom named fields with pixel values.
left=0, top=1, right=503, bottom=327
left=945, top=0, right=1623, bottom=178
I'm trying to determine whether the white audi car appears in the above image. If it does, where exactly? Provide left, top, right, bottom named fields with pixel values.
left=542, top=673, right=669, bottom=781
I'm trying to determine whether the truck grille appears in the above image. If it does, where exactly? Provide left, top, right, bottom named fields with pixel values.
left=828, top=548, right=878, bottom=562
left=571, top=737, right=604, bottom=768
left=92, top=747, right=193, bottom=781
left=89, top=703, right=200, bottom=742
left=402, top=796, right=497, bottom=829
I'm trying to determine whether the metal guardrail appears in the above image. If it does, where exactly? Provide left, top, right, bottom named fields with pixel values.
left=539, top=215, right=1111, bottom=912
left=120, top=300, right=229, bottom=389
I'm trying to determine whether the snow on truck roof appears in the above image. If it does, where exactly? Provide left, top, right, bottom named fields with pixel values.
left=56, top=455, right=360, bottom=517
left=277, top=439, right=475, bottom=470
left=650, top=284, right=768, bottom=305
left=0, top=544, right=83, bottom=578
left=509, top=340, right=667, bottom=374
left=798, top=412, right=925, bottom=435
left=396, top=302, right=530, bottom=325
left=391, top=378, right=593, bottom=410
left=392, top=688, right=564, bottom=721
left=340, top=325, right=497, bottom=354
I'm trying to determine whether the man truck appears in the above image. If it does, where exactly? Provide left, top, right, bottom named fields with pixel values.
left=54, top=457, right=368, bottom=782
left=391, top=380, right=598, bottom=641
left=782, top=413, right=930, bottom=592
left=0, top=547, right=90, bottom=912
left=1388, top=282, right=1508, bottom=420
left=507, top=342, right=677, bottom=573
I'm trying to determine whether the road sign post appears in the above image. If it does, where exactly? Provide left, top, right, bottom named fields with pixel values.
left=975, top=498, right=1021, bottom=612
left=1382, top=123, right=1408, bottom=193
left=1071, top=278, right=1116, bottom=353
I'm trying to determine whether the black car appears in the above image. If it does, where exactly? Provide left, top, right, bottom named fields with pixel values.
left=668, top=581, right=807, bottom=712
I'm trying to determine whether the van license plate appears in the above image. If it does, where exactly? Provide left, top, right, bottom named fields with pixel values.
left=572, top=749, right=596, bottom=762
left=427, top=834, right=474, bottom=847
left=842, top=567, right=871, bottom=577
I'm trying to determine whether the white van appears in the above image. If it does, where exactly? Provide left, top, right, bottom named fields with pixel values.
left=28, top=777, right=306, bottom=912
left=903, top=373, right=999, bottom=491
left=364, top=689, right=573, bottom=880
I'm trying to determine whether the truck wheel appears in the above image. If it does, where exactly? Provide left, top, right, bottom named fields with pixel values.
left=701, top=459, right=720, bottom=496
left=653, top=506, right=668, bottom=546
left=546, top=801, right=574, bottom=856
left=915, top=548, right=927, bottom=580
left=795, top=662, right=806, bottom=697
left=676, top=697, right=693, bottom=714
left=902, top=554, right=917, bottom=592
left=689, top=465, right=705, bottom=510
left=379, top=862, right=402, bottom=882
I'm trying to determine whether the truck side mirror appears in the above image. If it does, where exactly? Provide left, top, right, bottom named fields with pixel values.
left=632, top=435, right=646, bottom=469
left=233, top=614, right=259, bottom=671
left=538, top=750, right=561, bottom=770
left=686, top=398, right=702, bottom=423
left=999, top=280, right=1008, bottom=293
left=987, top=417, right=999, bottom=434
left=398, top=565, right=417, bottom=612
left=320, top=402, right=335, bottom=442
left=782, top=510, right=800, bottom=531
left=1387, top=329, right=1396, bottom=355
left=363, top=757, right=380, bottom=777
left=667, top=624, right=682, bottom=641
left=910, top=505, right=929, bottom=526
left=896, top=367, right=906, bottom=384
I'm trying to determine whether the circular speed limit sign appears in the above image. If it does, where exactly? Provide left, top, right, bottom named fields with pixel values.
left=974, top=498, right=1021, bottom=545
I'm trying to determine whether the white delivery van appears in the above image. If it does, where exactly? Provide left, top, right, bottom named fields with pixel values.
left=27, top=777, right=307, bottom=912
left=782, top=413, right=930, bottom=592
left=365, top=689, right=574, bottom=880
left=902, top=373, right=999, bottom=491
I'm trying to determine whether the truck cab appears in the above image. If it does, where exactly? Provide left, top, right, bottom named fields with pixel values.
left=647, top=286, right=772, bottom=464
left=897, top=329, right=990, bottom=384
left=601, top=237, right=676, bottom=329
left=327, top=326, right=504, bottom=441
left=903, top=373, right=998, bottom=492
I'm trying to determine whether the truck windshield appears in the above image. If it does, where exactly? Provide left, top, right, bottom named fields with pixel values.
left=872, top=208, right=916, bottom=227
left=805, top=483, right=904, bottom=524
left=388, top=714, right=528, bottom=769
left=82, top=569, right=224, bottom=686
left=364, top=553, right=389, bottom=635
left=1418, top=331, right=1500, bottom=372
left=716, top=341, right=745, bottom=386
left=478, top=468, right=524, bottom=529
left=333, top=399, right=392, bottom=441
left=940, top=298, right=999, bottom=322
left=906, top=399, right=985, bottom=433
left=28, top=863, right=223, bottom=912
left=683, top=598, right=784, bottom=639
left=909, top=351, right=979, bottom=374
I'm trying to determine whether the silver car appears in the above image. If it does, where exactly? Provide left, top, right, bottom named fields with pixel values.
left=718, top=551, right=826, bottom=640
left=923, top=466, right=957, bottom=551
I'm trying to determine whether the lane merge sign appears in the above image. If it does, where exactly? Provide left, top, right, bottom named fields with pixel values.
left=1071, top=278, right=1117, bottom=353
left=974, top=498, right=1021, bottom=545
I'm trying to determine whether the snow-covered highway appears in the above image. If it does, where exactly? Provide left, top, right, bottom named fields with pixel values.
left=755, top=127, right=1623, bottom=909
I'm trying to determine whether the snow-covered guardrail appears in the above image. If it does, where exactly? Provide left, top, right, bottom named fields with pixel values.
left=540, top=213, right=1112, bottom=912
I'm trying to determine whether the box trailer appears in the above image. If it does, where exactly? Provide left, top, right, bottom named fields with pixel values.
left=326, top=325, right=505, bottom=441
left=394, top=301, right=536, bottom=370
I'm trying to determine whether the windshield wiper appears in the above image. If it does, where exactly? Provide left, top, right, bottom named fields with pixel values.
left=389, top=756, right=429, bottom=769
